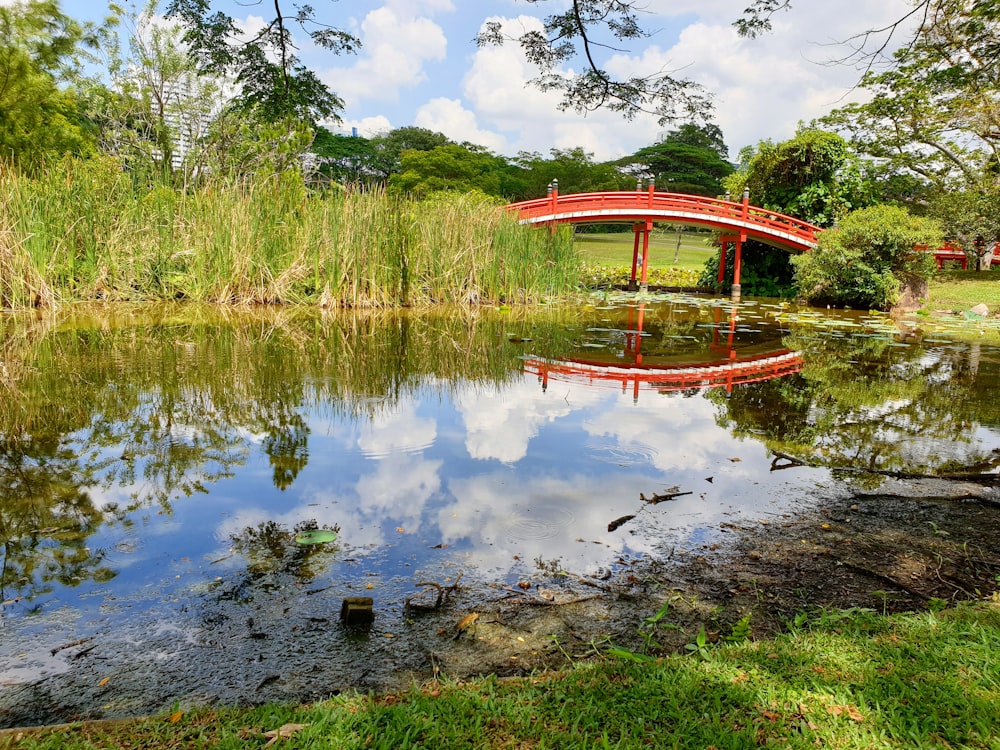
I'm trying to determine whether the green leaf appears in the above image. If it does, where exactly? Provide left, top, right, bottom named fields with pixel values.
left=294, top=529, right=338, bottom=545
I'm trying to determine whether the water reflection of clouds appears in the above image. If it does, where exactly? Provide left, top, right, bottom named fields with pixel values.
left=456, top=379, right=606, bottom=463
left=439, top=471, right=657, bottom=575
left=583, top=393, right=722, bottom=473
left=357, top=400, right=437, bottom=458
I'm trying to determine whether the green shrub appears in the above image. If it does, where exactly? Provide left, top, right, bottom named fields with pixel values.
left=697, top=240, right=796, bottom=297
left=792, top=204, right=942, bottom=310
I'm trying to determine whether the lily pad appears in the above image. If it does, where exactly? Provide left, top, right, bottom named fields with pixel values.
left=294, top=529, right=338, bottom=545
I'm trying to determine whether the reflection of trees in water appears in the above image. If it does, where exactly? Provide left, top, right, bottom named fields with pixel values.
left=711, top=330, right=1000, bottom=476
left=226, top=520, right=341, bottom=592
left=0, top=306, right=576, bottom=605
left=0, top=434, right=116, bottom=605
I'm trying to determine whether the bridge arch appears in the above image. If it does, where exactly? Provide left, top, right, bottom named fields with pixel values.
left=506, top=186, right=823, bottom=294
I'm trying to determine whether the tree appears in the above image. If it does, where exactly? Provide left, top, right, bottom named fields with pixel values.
left=792, top=204, right=942, bottom=310
left=309, top=128, right=382, bottom=185
left=820, top=0, right=1000, bottom=192
left=198, top=109, right=315, bottom=177
left=165, top=0, right=360, bottom=123
left=0, top=0, right=105, bottom=167
left=724, top=129, right=873, bottom=227
left=369, top=127, right=454, bottom=181
left=617, top=124, right=733, bottom=196
left=93, top=1, right=221, bottom=184
left=388, top=144, right=509, bottom=198
left=702, top=130, right=876, bottom=297
left=926, top=186, right=1000, bottom=268
left=512, top=147, right=628, bottom=198
left=817, top=1, right=1000, bottom=273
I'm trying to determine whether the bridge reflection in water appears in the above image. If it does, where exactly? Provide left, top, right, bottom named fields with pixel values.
left=524, top=304, right=804, bottom=401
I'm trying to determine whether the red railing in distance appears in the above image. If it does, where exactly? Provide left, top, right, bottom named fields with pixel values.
left=915, top=241, right=1000, bottom=269
left=506, top=190, right=822, bottom=251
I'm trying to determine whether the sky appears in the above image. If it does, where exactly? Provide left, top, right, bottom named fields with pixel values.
left=53, top=0, right=918, bottom=162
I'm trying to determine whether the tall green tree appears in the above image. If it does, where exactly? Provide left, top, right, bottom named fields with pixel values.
left=724, top=129, right=872, bottom=227
left=702, top=130, right=876, bottom=297
left=513, top=147, right=628, bottom=198
left=820, top=0, right=1000, bottom=191
left=0, top=0, right=106, bottom=167
left=617, top=124, right=733, bottom=196
left=926, top=186, right=1000, bottom=267
left=369, top=127, right=454, bottom=181
left=165, top=0, right=360, bottom=123
left=309, top=128, right=382, bottom=185
left=388, top=144, right=509, bottom=198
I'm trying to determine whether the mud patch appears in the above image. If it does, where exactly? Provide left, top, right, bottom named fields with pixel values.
left=2, top=479, right=998, bottom=729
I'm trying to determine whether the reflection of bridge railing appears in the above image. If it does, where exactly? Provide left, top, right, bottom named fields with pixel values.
left=525, top=350, right=804, bottom=399
left=524, top=302, right=804, bottom=400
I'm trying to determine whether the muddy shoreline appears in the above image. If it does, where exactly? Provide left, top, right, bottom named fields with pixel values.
left=3, top=476, right=998, bottom=730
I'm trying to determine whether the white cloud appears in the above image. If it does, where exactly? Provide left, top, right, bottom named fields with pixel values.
left=322, top=4, right=450, bottom=106
left=339, top=115, right=394, bottom=138
left=456, top=378, right=605, bottom=463
left=448, top=3, right=918, bottom=159
left=457, top=15, right=662, bottom=160
left=357, top=400, right=437, bottom=458
left=414, top=98, right=509, bottom=153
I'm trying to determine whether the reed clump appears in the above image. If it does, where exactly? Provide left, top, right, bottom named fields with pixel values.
left=0, top=158, right=579, bottom=309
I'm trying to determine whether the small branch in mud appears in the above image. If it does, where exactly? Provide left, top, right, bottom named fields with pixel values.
left=405, top=573, right=463, bottom=614
left=819, top=553, right=930, bottom=602
left=608, top=486, right=693, bottom=532
left=502, top=593, right=603, bottom=607
left=770, top=453, right=805, bottom=471
left=51, top=637, right=94, bottom=656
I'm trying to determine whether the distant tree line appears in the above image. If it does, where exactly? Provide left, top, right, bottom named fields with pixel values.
left=3, top=0, right=997, bottom=310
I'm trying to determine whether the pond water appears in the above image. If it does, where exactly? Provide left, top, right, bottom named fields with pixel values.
left=1, top=295, right=999, bottom=726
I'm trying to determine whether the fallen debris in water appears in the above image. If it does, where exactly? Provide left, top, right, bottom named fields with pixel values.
left=607, top=515, right=635, bottom=532
left=405, top=572, right=464, bottom=614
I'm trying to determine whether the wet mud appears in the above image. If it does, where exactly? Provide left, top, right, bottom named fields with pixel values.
left=3, top=477, right=998, bottom=730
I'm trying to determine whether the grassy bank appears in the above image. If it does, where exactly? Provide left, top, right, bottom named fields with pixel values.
left=5, top=599, right=998, bottom=748
left=574, top=230, right=714, bottom=288
left=927, top=269, right=999, bottom=313
left=0, top=159, right=578, bottom=308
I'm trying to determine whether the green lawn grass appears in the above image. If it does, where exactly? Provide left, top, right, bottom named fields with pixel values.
left=6, top=599, right=998, bottom=749
left=574, top=230, right=717, bottom=271
left=927, top=269, right=1000, bottom=313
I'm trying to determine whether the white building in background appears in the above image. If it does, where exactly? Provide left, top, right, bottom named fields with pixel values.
left=158, top=77, right=218, bottom=169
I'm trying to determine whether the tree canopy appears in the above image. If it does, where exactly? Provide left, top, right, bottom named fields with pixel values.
left=724, top=129, right=873, bottom=228
left=617, top=124, right=733, bottom=196
left=820, top=0, right=1000, bottom=192
left=0, top=0, right=105, bottom=167
left=165, top=0, right=360, bottom=123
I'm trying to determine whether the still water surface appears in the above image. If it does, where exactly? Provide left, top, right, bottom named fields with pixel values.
left=1, top=295, right=998, bottom=724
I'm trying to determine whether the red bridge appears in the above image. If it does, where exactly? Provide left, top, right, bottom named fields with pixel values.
left=507, top=185, right=822, bottom=294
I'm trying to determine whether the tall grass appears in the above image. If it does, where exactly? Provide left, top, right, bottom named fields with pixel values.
left=0, top=158, right=579, bottom=309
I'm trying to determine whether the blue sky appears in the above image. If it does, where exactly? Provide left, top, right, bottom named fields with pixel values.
left=54, top=0, right=917, bottom=161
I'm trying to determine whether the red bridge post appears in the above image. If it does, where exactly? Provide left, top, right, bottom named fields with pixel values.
left=639, top=217, right=653, bottom=291
left=629, top=224, right=642, bottom=291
